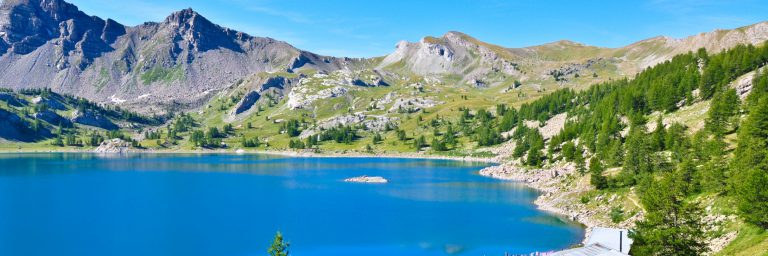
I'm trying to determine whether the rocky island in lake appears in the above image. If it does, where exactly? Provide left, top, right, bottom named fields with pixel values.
left=344, top=176, right=388, bottom=183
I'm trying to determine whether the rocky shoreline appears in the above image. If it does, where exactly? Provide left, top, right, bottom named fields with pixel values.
left=478, top=164, right=638, bottom=245
left=479, top=164, right=739, bottom=254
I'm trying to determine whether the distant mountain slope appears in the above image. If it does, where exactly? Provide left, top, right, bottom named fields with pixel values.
left=379, top=22, right=768, bottom=87
left=0, top=0, right=767, bottom=116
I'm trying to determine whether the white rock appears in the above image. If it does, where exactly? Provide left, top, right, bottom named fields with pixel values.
left=344, top=176, right=388, bottom=183
left=94, top=138, right=131, bottom=153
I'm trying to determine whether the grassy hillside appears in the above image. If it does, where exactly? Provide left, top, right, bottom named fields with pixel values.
left=0, top=88, right=163, bottom=150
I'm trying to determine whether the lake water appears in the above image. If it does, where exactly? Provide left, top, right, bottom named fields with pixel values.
left=0, top=153, right=583, bottom=256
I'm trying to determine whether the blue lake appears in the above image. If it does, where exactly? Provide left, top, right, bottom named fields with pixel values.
left=0, top=153, right=583, bottom=255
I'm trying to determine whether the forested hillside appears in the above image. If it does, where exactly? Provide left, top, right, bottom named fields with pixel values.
left=488, top=43, right=768, bottom=255
left=0, top=88, right=162, bottom=147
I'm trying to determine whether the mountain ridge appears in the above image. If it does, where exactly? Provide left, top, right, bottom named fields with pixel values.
left=0, top=0, right=767, bottom=114
left=0, top=0, right=357, bottom=113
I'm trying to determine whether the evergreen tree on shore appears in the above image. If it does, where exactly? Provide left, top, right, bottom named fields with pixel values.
left=630, top=173, right=708, bottom=255
left=268, top=231, right=289, bottom=256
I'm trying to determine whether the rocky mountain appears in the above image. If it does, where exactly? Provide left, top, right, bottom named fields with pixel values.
left=1, top=0, right=768, bottom=116
left=378, top=31, right=522, bottom=87
left=0, top=0, right=357, bottom=113
left=378, top=21, right=768, bottom=88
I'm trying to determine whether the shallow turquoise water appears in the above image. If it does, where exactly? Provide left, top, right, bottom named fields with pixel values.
left=0, top=153, right=583, bottom=255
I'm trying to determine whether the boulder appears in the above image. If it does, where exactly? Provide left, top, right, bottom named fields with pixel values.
left=94, top=138, right=132, bottom=153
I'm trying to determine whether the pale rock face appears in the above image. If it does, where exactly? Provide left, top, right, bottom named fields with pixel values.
left=298, top=113, right=398, bottom=138
left=380, top=34, right=460, bottom=74
left=378, top=31, right=521, bottom=87
left=287, top=85, right=348, bottom=110
left=94, top=138, right=131, bottom=153
left=389, top=97, right=442, bottom=113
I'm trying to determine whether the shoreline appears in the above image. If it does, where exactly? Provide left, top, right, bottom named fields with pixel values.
left=477, top=164, right=631, bottom=247
left=0, top=148, right=500, bottom=164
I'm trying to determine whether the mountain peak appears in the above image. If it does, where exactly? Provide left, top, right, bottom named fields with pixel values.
left=1, top=0, right=82, bottom=19
left=536, top=40, right=590, bottom=49
left=164, top=8, right=204, bottom=24
left=0, top=0, right=116, bottom=57
left=443, top=31, right=468, bottom=38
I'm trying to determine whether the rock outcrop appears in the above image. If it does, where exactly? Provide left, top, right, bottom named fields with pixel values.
left=389, top=97, right=442, bottom=113
left=288, top=85, right=348, bottom=109
left=233, top=76, right=292, bottom=115
left=70, top=109, right=118, bottom=130
left=93, top=138, right=131, bottom=153
left=299, top=113, right=398, bottom=138
left=378, top=31, right=521, bottom=86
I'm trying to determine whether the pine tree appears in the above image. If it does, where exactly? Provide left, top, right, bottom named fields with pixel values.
left=650, top=116, right=666, bottom=151
left=372, top=133, right=383, bottom=144
left=413, top=135, right=426, bottom=150
left=589, top=158, right=608, bottom=190
left=365, top=144, right=373, bottom=153
left=562, top=141, right=577, bottom=161
left=732, top=97, right=768, bottom=227
left=444, top=125, right=457, bottom=146
left=630, top=173, right=708, bottom=255
left=574, top=148, right=586, bottom=174
left=52, top=135, right=64, bottom=147
left=526, top=146, right=543, bottom=167
left=268, top=231, right=290, bottom=256
left=706, top=88, right=740, bottom=136
left=622, top=127, right=652, bottom=185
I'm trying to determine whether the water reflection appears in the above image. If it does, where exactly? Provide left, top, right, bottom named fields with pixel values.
left=0, top=153, right=584, bottom=256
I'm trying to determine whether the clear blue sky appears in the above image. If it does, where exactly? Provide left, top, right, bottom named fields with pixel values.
left=68, top=0, right=768, bottom=57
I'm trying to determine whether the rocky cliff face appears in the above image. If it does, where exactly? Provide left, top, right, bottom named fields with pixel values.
left=0, top=0, right=355, bottom=114
left=379, top=31, right=522, bottom=86
left=0, top=0, right=122, bottom=65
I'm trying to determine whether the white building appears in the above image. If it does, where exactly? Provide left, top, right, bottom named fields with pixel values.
left=550, top=227, right=633, bottom=256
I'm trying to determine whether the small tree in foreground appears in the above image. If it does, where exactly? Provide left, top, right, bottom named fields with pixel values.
left=268, top=231, right=289, bottom=256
